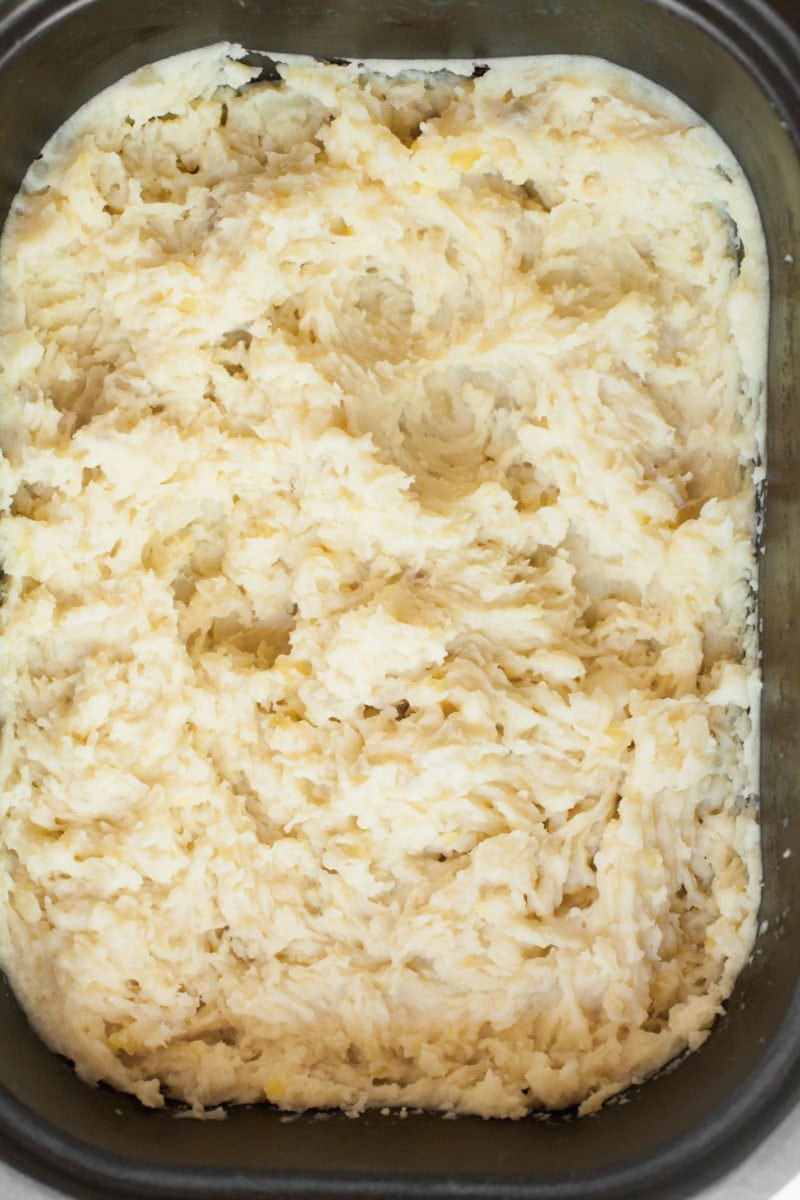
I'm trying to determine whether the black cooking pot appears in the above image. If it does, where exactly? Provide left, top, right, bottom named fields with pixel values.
left=0, top=1, right=798, bottom=1197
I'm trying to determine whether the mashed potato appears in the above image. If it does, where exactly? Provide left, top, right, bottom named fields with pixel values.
left=0, top=45, right=766, bottom=1117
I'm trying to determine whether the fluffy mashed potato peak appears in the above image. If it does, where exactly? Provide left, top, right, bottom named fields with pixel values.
left=0, top=45, right=766, bottom=1118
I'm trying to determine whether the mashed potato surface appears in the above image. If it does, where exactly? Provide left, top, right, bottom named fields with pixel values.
left=0, top=46, right=766, bottom=1117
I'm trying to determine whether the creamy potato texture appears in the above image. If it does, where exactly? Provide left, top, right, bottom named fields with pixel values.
left=0, top=46, right=766, bottom=1117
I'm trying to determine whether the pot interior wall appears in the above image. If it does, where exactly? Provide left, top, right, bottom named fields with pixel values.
left=0, top=2, right=797, bottom=1197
